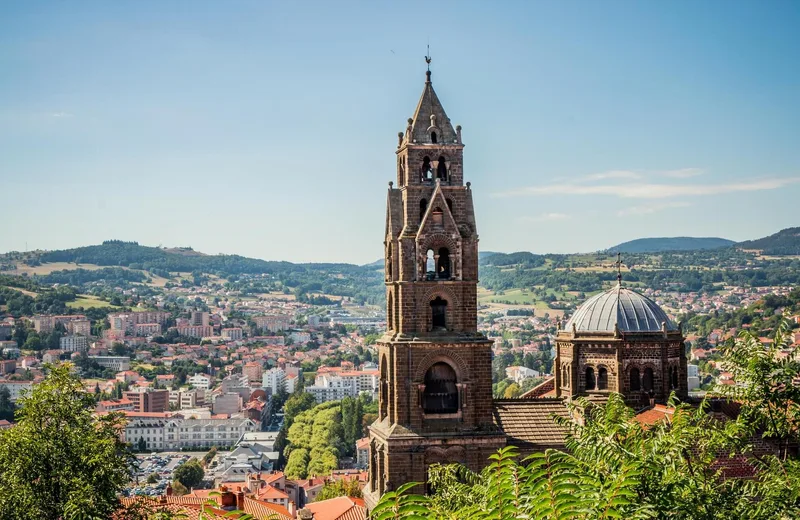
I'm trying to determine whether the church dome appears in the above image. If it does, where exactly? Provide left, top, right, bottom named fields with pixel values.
left=565, top=285, right=677, bottom=333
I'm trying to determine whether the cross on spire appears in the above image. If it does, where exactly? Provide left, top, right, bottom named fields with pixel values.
left=615, top=252, right=623, bottom=285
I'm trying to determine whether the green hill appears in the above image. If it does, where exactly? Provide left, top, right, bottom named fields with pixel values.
left=737, top=227, right=800, bottom=255
left=607, top=237, right=735, bottom=253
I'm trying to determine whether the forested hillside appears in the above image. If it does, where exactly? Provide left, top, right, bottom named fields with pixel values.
left=738, top=227, right=800, bottom=255
left=608, top=236, right=734, bottom=253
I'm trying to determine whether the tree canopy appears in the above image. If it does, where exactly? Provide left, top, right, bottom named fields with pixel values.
left=0, top=364, right=133, bottom=519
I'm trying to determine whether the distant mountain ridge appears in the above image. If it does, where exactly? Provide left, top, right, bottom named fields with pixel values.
left=737, top=227, right=800, bottom=255
left=607, top=237, right=735, bottom=253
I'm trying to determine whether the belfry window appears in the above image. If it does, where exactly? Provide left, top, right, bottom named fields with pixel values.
left=420, top=199, right=428, bottom=220
left=437, top=156, right=447, bottom=180
left=446, top=198, right=453, bottom=214
left=630, top=368, right=641, bottom=391
left=426, top=249, right=435, bottom=277
left=670, top=366, right=679, bottom=389
left=585, top=367, right=596, bottom=391
left=643, top=367, right=654, bottom=392
left=431, top=132, right=438, bottom=144
left=423, top=362, right=458, bottom=414
left=430, top=296, right=447, bottom=330
left=421, top=156, right=432, bottom=180
left=437, top=247, right=451, bottom=279
left=598, top=366, right=608, bottom=390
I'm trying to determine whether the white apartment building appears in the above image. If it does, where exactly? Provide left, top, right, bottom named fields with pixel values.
left=252, top=315, right=291, bottom=333
left=188, top=373, right=213, bottom=390
left=505, top=366, right=541, bottom=385
left=176, top=325, right=213, bottom=339
left=687, top=364, right=701, bottom=391
left=222, top=327, right=243, bottom=341
left=0, top=380, right=34, bottom=402
left=134, top=323, right=162, bottom=337
left=125, top=417, right=167, bottom=451
left=60, top=335, right=89, bottom=352
left=89, top=356, right=131, bottom=371
left=67, top=319, right=91, bottom=337
left=289, top=331, right=311, bottom=344
left=191, top=311, right=210, bottom=327
left=170, top=388, right=207, bottom=409
left=305, top=370, right=378, bottom=403
left=262, top=368, right=287, bottom=396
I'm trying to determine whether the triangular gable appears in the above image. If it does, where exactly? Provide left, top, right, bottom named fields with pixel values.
left=418, top=182, right=461, bottom=238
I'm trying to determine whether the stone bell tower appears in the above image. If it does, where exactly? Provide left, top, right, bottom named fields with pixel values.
left=364, top=65, right=505, bottom=508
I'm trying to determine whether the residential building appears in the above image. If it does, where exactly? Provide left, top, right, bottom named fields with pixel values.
left=60, top=335, right=89, bottom=352
left=0, top=380, right=34, bottom=402
left=171, top=388, right=207, bottom=409
left=188, top=373, right=213, bottom=390
left=306, top=374, right=359, bottom=403
left=176, top=325, right=213, bottom=338
left=262, top=368, right=286, bottom=396
left=67, top=319, right=91, bottom=337
left=687, top=364, right=701, bottom=391
left=222, top=327, right=243, bottom=341
left=134, top=323, right=162, bottom=337
left=89, top=356, right=131, bottom=372
left=289, top=331, right=311, bottom=344
left=252, top=315, right=291, bottom=333
left=123, top=388, right=170, bottom=413
left=307, top=315, right=321, bottom=328
left=505, top=366, right=541, bottom=384
left=0, top=359, right=16, bottom=376
left=191, top=311, right=210, bottom=327
left=243, top=362, right=263, bottom=384
left=162, top=417, right=257, bottom=450
left=32, top=315, right=87, bottom=334
left=356, top=437, right=370, bottom=469
left=212, top=392, right=243, bottom=415
left=89, top=356, right=131, bottom=371
left=96, top=398, right=135, bottom=413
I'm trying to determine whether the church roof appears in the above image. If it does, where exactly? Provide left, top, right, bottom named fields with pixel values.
left=565, top=284, right=677, bottom=333
left=407, top=70, right=458, bottom=145
left=492, top=399, right=570, bottom=449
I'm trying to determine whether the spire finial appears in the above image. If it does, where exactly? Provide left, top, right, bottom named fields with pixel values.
left=615, top=252, right=623, bottom=285
left=425, top=44, right=432, bottom=82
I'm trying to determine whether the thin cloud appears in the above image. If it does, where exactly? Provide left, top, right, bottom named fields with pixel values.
left=616, top=201, right=691, bottom=217
left=50, top=112, right=73, bottom=118
left=494, top=177, right=800, bottom=199
left=662, top=168, right=704, bottom=179
left=517, top=212, right=570, bottom=223
left=585, top=170, right=643, bottom=181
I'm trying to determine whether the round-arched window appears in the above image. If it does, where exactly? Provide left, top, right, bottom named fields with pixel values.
left=423, top=362, right=458, bottom=414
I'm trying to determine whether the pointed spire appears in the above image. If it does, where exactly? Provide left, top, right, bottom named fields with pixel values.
left=407, top=62, right=457, bottom=145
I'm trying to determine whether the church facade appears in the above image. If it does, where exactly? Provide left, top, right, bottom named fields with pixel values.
left=364, top=68, right=687, bottom=509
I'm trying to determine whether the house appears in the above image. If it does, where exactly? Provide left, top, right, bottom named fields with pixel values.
left=355, top=437, right=370, bottom=469
left=300, top=496, right=367, bottom=520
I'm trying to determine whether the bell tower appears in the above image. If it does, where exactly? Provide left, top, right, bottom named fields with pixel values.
left=365, top=65, right=505, bottom=508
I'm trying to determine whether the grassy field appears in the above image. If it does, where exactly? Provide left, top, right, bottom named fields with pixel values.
left=67, top=294, right=122, bottom=309
left=1, top=285, right=38, bottom=297
left=10, top=262, right=108, bottom=276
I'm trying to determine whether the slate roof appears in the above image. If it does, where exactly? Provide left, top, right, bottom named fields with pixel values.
left=565, top=284, right=677, bottom=333
left=492, top=399, right=570, bottom=449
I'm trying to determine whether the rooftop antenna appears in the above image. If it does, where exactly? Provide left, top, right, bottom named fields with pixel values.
left=615, top=252, right=623, bottom=285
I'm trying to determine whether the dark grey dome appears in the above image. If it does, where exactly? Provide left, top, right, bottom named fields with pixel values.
left=565, top=285, right=676, bottom=333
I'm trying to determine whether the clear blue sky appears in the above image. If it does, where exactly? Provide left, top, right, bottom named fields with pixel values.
left=1, top=1, right=798, bottom=264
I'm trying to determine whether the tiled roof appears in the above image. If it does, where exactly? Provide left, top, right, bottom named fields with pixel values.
left=493, top=399, right=570, bottom=449
left=520, top=376, right=555, bottom=398
left=243, top=497, right=293, bottom=520
left=634, top=404, right=676, bottom=427
left=304, top=496, right=367, bottom=520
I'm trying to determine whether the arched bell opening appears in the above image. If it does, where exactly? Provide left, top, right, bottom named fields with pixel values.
left=423, top=362, right=458, bottom=414
left=585, top=367, right=596, bottom=391
left=430, top=296, right=447, bottom=330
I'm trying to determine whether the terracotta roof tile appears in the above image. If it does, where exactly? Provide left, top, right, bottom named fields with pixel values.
left=493, top=399, right=569, bottom=449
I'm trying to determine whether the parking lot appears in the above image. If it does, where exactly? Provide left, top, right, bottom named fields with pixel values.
left=125, top=452, right=209, bottom=497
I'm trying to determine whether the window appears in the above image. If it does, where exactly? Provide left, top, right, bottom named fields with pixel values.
left=430, top=297, right=447, bottom=330
left=446, top=198, right=453, bottom=214
left=387, top=293, right=394, bottom=330
left=630, top=368, right=641, bottom=391
left=437, top=156, right=447, bottom=180
left=585, top=367, right=596, bottom=391
left=598, top=366, right=608, bottom=390
left=643, top=367, right=654, bottom=392
left=421, top=156, right=432, bottom=180
left=423, top=362, right=458, bottom=414
left=426, top=249, right=436, bottom=275
left=437, top=248, right=451, bottom=279
left=420, top=198, right=428, bottom=220
left=431, top=131, right=438, bottom=143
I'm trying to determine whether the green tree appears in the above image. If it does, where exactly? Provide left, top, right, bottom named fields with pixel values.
left=174, top=458, right=204, bottom=489
left=0, top=363, right=133, bottom=519
left=502, top=382, right=521, bottom=398
left=146, top=473, right=159, bottom=484
left=203, top=446, right=218, bottom=466
left=137, top=436, right=147, bottom=452
left=0, top=386, right=15, bottom=422
left=315, top=478, right=363, bottom=501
